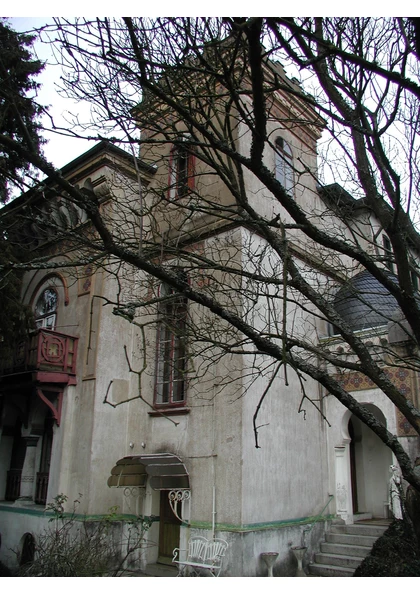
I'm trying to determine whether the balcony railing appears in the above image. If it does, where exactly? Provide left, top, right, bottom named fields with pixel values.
left=35, top=472, right=49, bottom=505
left=5, top=468, right=21, bottom=501
left=1, top=329, right=78, bottom=377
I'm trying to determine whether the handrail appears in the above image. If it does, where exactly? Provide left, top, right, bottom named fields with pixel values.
left=302, top=494, right=334, bottom=546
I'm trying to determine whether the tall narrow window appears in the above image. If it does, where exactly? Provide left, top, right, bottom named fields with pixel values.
left=35, top=288, right=58, bottom=329
left=275, top=137, right=294, bottom=195
left=168, top=139, right=195, bottom=199
left=410, top=269, right=418, bottom=291
left=382, top=235, right=394, bottom=273
left=154, top=282, right=188, bottom=407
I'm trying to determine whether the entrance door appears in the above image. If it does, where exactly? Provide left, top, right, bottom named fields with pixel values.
left=158, top=491, right=181, bottom=564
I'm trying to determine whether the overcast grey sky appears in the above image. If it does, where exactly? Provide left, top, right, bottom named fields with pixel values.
left=10, top=17, right=97, bottom=168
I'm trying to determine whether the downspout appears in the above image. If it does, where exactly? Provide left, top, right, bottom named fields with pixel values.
left=212, top=486, right=216, bottom=539
left=211, top=366, right=217, bottom=540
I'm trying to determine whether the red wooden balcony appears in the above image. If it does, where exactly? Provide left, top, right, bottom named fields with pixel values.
left=1, top=329, right=78, bottom=380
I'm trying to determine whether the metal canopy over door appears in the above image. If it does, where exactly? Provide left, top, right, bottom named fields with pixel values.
left=107, top=453, right=190, bottom=566
left=107, top=453, right=190, bottom=489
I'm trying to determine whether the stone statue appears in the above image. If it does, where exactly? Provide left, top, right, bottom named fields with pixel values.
left=389, top=465, right=403, bottom=520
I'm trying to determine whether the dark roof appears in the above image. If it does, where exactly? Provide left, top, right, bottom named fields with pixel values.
left=318, top=183, right=367, bottom=217
left=1, top=140, right=156, bottom=213
left=59, top=140, right=156, bottom=177
left=334, top=270, right=399, bottom=331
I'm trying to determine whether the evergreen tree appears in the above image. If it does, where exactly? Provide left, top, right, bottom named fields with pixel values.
left=0, top=18, right=44, bottom=202
left=0, top=20, right=43, bottom=361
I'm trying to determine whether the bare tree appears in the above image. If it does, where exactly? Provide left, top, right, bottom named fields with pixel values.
left=2, top=17, right=420, bottom=491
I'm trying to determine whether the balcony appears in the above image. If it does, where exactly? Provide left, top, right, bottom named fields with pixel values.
left=1, top=329, right=78, bottom=382
left=5, top=468, right=21, bottom=501
left=35, top=472, right=49, bottom=505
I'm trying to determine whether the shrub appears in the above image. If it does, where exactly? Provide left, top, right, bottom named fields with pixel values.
left=16, top=494, right=154, bottom=577
left=354, top=520, right=420, bottom=577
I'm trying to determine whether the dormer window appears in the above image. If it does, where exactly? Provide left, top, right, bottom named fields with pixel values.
left=168, top=137, right=195, bottom=199
left=275, top=137, right=294, bottom=195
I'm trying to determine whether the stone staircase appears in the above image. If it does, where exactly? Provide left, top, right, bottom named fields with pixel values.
left=308, top=519, right=391, bottom=577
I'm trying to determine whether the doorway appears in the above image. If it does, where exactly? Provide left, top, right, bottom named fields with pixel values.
left=158, top=491, right=181, bottom=565
left=348, top=406, right=393, bottom=518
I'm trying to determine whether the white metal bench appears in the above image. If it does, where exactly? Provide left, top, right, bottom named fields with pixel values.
left=172, top=536, right=228, bottom=577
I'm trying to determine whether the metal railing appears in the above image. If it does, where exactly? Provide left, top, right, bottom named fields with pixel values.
left=5, top=468, right=21, bottom=501
left=35, top=472, right=49, bottom=505
left=302, top=494, right=334, bottom=547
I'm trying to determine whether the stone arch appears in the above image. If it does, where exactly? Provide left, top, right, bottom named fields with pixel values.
left=335, top=403, right=393, bottom=523
left=23, top=273, right=70, bottom=334
left=26, top=272, right=69, bottom=308
left=348, top=404, right=393, bottom=519
left=340, top=408, right=352, bottom=443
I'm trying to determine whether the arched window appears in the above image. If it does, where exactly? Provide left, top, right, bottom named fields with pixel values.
left=275, top=137, right=294, bottom=195
left=19, top=533, right=35, bottom=566
left=35, top=288, right=58, bottom=330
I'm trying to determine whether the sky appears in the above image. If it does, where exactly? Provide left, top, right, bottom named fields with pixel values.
left=7, top=12, right=418, bottom=191
left=10, top=17, right=97, bottom=168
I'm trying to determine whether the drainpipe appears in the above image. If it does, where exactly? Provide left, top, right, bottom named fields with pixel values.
left=212, top=486, right=216, bottom=539
left=211, top=367, right=217, bottom=540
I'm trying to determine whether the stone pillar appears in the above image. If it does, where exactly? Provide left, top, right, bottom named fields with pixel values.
left=334, top=443, right=353, bottom=524
left=15, top=436, right=39, bottom=505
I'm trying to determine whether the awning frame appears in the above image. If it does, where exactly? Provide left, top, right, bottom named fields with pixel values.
left=108, top=452, right=190, bottom=491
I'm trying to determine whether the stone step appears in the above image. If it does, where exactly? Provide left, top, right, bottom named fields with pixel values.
left=314, top=552, right=364, bottom=569
left=331, top=523, right=388, bottom=537
left=353, top=513, right=373, bottom=522
left=326, top=532, right=378, bottom=547
left=308, top=563, right=354, bottom=577
left=308, top=520, right=391, bottom=577
left=321, top=541, right=372, bottom=558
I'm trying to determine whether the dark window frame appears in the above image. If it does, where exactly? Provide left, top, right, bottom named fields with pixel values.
left=35, top=287, right=58, bottom=330
left=154, top=280, right=188, bottom=408
left=382, top=235, right=394, bottom=273
left=275, top=136, right=294, bottom=195
left=168, top=140, right=195, bottom=200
